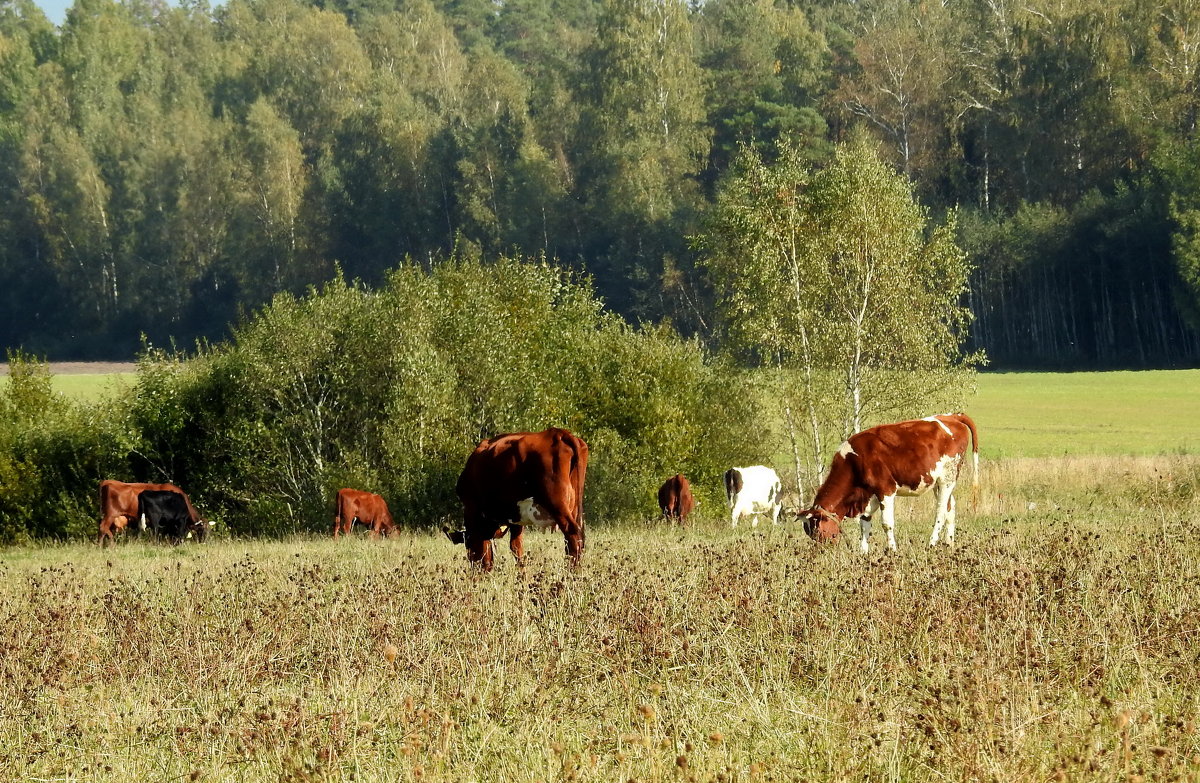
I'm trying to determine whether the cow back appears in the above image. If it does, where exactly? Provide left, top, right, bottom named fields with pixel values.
left=101, top=480, right=201, bottom=522
left=457, top=428, right=587, bottom=531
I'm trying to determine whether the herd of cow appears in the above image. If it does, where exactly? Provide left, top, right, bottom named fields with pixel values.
left=97, top=413, right=979, bottom=567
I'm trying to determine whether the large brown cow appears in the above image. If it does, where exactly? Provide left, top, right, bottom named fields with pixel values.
left=445, top=428, right=588, bottom=571
left=332, top=488, right=396, bottom=539
left=98, top=480, right=205, bottom=546
left=657, top=474, right=695, bottom=524
left=800, top=413, right=979, bottom=553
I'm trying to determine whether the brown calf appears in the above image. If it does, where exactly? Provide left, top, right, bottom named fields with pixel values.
left=332, top=489, right=396, bottom=539
left=657, top=474, right=695, bottom=524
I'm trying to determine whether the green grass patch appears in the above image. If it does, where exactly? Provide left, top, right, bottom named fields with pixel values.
left=0, top=371, right=134, bottom=401
left=971, top=369, right=1200, bottom=458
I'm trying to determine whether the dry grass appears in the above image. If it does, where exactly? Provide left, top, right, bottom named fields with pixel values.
left=1, top=457, right=1198, bottom=782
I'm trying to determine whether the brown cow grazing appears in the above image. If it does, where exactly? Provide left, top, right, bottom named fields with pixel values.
left=445, top=428, right=588, bottom=571
left=332, top=489, right=396, bottom=539
left=98, top=480, right=205, bottom=546
left=657, top=474, right=695, bottom=524
left=800, top=413, right=979, bottom=553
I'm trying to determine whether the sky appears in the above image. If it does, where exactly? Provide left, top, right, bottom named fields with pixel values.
left=36, top=0, right=70, bottom=24
left=35, top=0, right=190, bottom=26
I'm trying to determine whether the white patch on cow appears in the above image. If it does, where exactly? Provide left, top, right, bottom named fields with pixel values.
left=837, top=441, right=856, bottom=458
left=727, top=466, right=783, bottom=527
left=897, top=453, right=961, bottom=497
left=139, top=513, right=147, bottom=532
left=923, top=415, right=954, bottom=437
left=517, top=498, right=557, bottom=531
left=930, top=453, right=960, bottom=482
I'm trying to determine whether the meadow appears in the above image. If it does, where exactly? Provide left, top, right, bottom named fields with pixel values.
left=0, top=369, right=1198, bottom=781
left=0, top=363, right=135, bottom=402
left=9, top=366, right=1193, bottom=452
left=969, top=370, right=1200, bottom=458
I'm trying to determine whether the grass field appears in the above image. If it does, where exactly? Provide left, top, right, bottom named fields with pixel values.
left=2, top=368, right=1198, bottom=780
left=1, top=459, right=1197, bottom=782
left=970, top=369, right=1200, bottom=458
left=6, top=367, right=1198, bottom=456
left=0, top=369, right=135, bottom=401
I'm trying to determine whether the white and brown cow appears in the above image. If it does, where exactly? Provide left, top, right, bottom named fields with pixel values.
left=445, top=428, right=588, bottom=571
left=725, top=465, right=783, bottom=527
left=800, top=413, right=979, bottom=553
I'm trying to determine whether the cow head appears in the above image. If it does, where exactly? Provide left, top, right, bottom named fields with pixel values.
left=188, top=518, right=216, bottom=543
left=443, top=526, right=467, bottom=545
left=801, top=506, right=841, bottom=542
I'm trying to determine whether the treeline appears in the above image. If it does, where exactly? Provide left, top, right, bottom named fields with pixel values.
left=2, top=0, right=1200, bottom=367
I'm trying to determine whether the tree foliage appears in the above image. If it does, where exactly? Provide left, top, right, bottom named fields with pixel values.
left=116, top=256, right=766, bottom=536
left=699, top=137, right=978, bottom=490
left=0, top=0, right=1198, bottom=368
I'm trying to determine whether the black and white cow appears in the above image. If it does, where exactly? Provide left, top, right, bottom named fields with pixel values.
left=138, top=490, right=211, bottom=544
left=724, top=465, right=783, bottom=527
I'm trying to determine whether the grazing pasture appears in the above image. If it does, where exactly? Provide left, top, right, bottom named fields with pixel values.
left=0, top=362, right=135, bottom=401
left=970, top=369, right=1200, bottom=457
left=1, top=368, right=1198, bottom=780
left=1, top=455, right=1198, bottom=782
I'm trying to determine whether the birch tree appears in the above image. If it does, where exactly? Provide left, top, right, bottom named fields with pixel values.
left=699, top=135, right=980, bottom=493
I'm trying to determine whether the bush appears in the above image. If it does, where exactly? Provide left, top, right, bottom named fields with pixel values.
left=0, top=352, right=133, bottom=542
left=126, top=256, right=767, bottom=535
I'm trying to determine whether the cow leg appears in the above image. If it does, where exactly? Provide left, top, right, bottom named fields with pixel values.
left=929, top=481, right=957, bottom=545
left=944, top=487, right=957, bottom=545
left=332, top=515, right=341, bottom=539
left=858, top=497, right=880, bottom=554
left=466, top=535, right=494, bottom=572
left=929, top=483, right=947, bottom=545
left=509, top=524, right=526, bottom=566
left=562, top=522, right=584, bottom=568
left=880, top=494, right=898, bottom=551
left=771, top=502, right=782, bottom=525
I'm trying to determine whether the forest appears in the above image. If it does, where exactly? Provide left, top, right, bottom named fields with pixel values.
left=2, top=0, right=1200, bottom=368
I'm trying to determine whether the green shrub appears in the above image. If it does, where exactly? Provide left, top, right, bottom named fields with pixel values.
left=127, top=256, right=766, bottom=534
left=0, top=352, right=133, bottom=542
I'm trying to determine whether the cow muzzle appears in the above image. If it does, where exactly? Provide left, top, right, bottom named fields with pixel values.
left=802, top=510, right=840, bottom=542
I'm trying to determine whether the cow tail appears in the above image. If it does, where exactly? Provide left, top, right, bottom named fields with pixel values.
left=98, top=483, right=108, bottom=542
left=572, top=438, right=588, bottom=526
left=724, top=469, right=740, bottom=505
left=570, top=436, right=588, bottom=553
left=955, top=413, right=980, bottom=513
